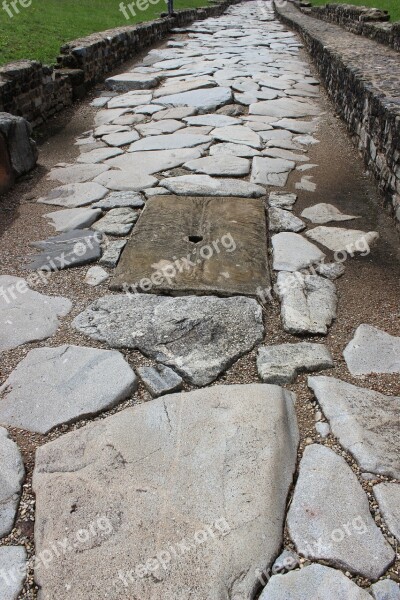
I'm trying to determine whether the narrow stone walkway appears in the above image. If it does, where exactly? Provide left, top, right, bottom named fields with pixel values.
left=0, top=1, right=399, bottom=599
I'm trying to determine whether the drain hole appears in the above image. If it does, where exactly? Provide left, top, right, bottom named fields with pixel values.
left=188, top=235, right=203, bottom=244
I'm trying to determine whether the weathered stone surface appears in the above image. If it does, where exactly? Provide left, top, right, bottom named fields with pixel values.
left=76, top=147, right=123, bottom=164
left=373, top=483, right=400, bottom=544
left=92, top=207, right=138, bottom=236
left=308, top=376, right=400, bottom=478
left=209, top=142, right=261, bottom=157
left=129, top=133, right=210, bottom=152
left=93, top=170, right=157, bottom=191
left=269, top=207, right=305, bottom=232
left=43, top=207, right=102, bottom=232
left=108, top=93, right=153, bottom=109
left=305, top=226, right=379, bottom=253
left=184, top=114, right=241, bottom=127
left=272, top=232, right=325, bottom=271
left=27, top=229, right=102, bottom=271
left=0, top=112, right=37, bottom=177
left=156, top=86, right=232, bottom=112
left=162, top=175, right=265, bottom=197
left=272, top=118, right=318, bottom=133
left=257, top=342, right=333, bottom=384
left=250, top=98, right=320, bottom=118
left=0, top=546, right=27, bottom=599
left=109, top=148, right=203, bottom=174
left=106, top=73, right=160, bottom=91
left=0, top=346, right=136, bottom=434
left=0, top=276, right=72, bottom=352
left=211, top=125, right=262, bottom=148
left=287, top=444, right=395, bottom=578
left=371, top=580, right=400, bottom=600
left=277, top=272, right=337, bottom=335
left=153, top=106, right=197, bottom=120
left=72, top=295, right=264, bottom=386
left=136, top=119, right=185, bottom=136
left=153, top=78, right=216, bottom=98
left=262, top=147, right=309, bottom=162
left=99, top=240, right=127, bottom=268
left=112, top=195, right=269, bottom=297
left=92, top=191, right=145, bottom=210
left=259, top=564, right=372, bottom=600
left=48, top=163, right=109, bottom=184
left=33, top=384, right=299, bottom=600
left=102, top=130, right=140, bottom=147
left=85, top=266, right=109, bottom=286
left=0, top=428, right=24, bottom=538
left=183, top=154, right=250, bottom=176
left=268, top=191, right=297, bottom=209
left=37, top=182, right=108, bottom=208
left=343, top=324, right=400, bottom=376
left=301, top=203, right=359, bottom=224
left=251, top=156, right=295, bottom=187
left=137, top=364, right=183, bottom=397
left=316, top=262, right=345, bottom=280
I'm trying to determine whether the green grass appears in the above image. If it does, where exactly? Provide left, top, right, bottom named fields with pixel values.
left=0, top=0, right=210, bottom=66
left=310, top=0, right=400, bottom=22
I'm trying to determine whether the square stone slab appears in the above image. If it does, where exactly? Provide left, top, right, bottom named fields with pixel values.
left=111, top=195, right=270, bottom=297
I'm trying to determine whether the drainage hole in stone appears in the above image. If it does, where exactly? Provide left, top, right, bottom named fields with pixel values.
left=188, top=235, right=203, bottom=244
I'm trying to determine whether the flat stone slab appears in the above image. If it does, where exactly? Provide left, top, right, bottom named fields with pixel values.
left=0, top=428, right=24, bottom=538
left=153, top=78, right=216, bottom=98
left=343, top=324, right=400, bottom=375
left=0, top=275, right=72, bottom=352
left=129, top=133, right=211, bottom=152
left=136, top=119, right=185, bottom=136
left=76, top=147, right=123, bottom=164
left=109, top=148, right=203, bottom=174
left=153, top=106, right=197, bottom=120
left=0, top=345, right=136, bottom=434
left=93, top=170, right=157, bottom=191
left=209, top=142, right=261, bottom=157
left=183, top=154, right=250, bottom=176
left=48, top=163, right=109, bottom=184
left=308, top=376, right=400, bottom=478
left=43, top=207, right=102, bottom=232
left=37, top=182, right=108, bottom=208
left=27, top=229, right=102, bottom=271
left=137, top=364, right=183, bottom=397
left=106, top=73, right=160, bottom=91
left=305, top=226, right=379, bottom=253
left=92, top=191, right=145, bottom=210
left=112, top=195, right=270, bottom=297
left=251, top=156, right=295, bottom=187
left=268, top=191, right=297, bottom=209
left=92, top=207, right=138, bottom=236
left=374, top=483, right=400, bottom=544
left=155, top=87, right=233, bottom=112
left=262, top=147, right=309, bottom=162
left=257, top=342, right=333, bottom=384
left=371, top=579, right=400, bottom=600
left=0, top=547, right=27, bottom=599
left=102, top=130, right=140, bottom=147
left=33, top=384, right=299, bottom=600
left=277, top=272, right=337, bottom=335
left=250, top=98, right=320, bottom=118
left=183, top=114, right=242, bottom=127
left=272, top=118, right=318, bottom=133
left=272, top=232, right=325, bottom=271
left=211, top=125, right=262, bottom=148
left=259, top=564, right=372, bottom=600
left=287, top=444, right=394, bottom=579
left=108, top=93, right=153, bottom=109
left=72, top=294, right=264, bottom=386
left=162, top=175, right=265, bottom=197
left=301, top=203, right=359, bottom=224
left=85, top=266, right=109, bottom=286
left=269, top=207, right=305, bottom=232
left=99, top=240, right=127, bottom=268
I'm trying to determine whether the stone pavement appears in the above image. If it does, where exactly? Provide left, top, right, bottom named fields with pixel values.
left=0, top=1, right=399, bottom=598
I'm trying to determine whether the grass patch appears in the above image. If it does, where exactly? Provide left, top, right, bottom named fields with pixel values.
left=0, top=0, right=209, bottom=66
left=309, top=0, right=400, bottom=22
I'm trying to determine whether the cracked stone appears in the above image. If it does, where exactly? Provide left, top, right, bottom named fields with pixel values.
left=251, top=156, right=295, bottom=187
left=43, top=207, right=102, bottom=232
left=99, top=240, right=127, bottom=268
left=155, top=87, right=233, bottom=112
left=37, top=182, right=108, bottom=208
left=91, top=207, right=138, bottom=236
left=211, top=125, right=262, bottom=148
left=373, top=483, right=400, bottom=544
left=301, top=203, right=359, bottom=224
left=27, top=229, right=102, bottom=271
left=0, top=428, right=24, bottom=538
left=269, top=207, right=305, bottom=232
left=257, top=342, right=333, bottom=384
left=109, top=148, right=203, bottom=174
left=268, top=191, right=297, bottom=210
left=92, top=191, right=145, bottom=210
left=137, top=364, right=183, bottom=397
left=343, top=324, right=400, bottom=375
left=183, top=154, right=250, bottom=176
left=272, top=232, right=325, bottom=271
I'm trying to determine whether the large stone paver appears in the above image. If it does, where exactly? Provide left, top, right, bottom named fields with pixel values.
left=33, top=384, right=299, bottom=600
left=72, top=294, right=264, bottom=386
left=0, top=346, right=137, bottom=434
left=343, top=324, right=400, bottom=375
left=0, top=276, right=72, bottom=352
left=155, top=86, right=233, bottom=112
left=162, top=174, right=265, bottom=197
left=37, top=182, right=108, bottom=208
left=0, top=428, right=24, bottom=538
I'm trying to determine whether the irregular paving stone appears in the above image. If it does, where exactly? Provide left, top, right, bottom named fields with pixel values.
left=0, top=275, right=72, bottom=352
left=153, top=106, right=197, bottom=120
left=99, top=240, right=127, bottom=268
left=183, top=114, right=241, bottom=127
left=343, top=324, right=400, bottom=376
left=0, top=546, right=27, bottom=599
left=183, top=154, right=250, bottom=176
left=93, top=170, right=157, bottom=191
left=0, top=346, right=137, bottom=434
left=106, top=73, right=160, bottom=91
left=250, top=98, right=320, bottom=118
left=296, top=175, right=317, bottom=191
left=262, top=147, right=309, bottom=162
left=91, top=207, right=138, bottom=236
left=257, top=342, right=333, bottom=384
left=112, top=196, right=269, bottom=297
left=251, top=156, right=295, bottom=187
left=0, top=428, right=24, bottom=537
left=72, top=295, right=264, bottom=386
left=308, top=376, right=400, bottom=478
left=268, top=191, right=297, bottom=209
left=37, top=182, right=108, bottom=208
left=272, top=118, right=318, bottom=133
left=108, top=93, right=153, bottom=109
left=27, top=229, right=102, bottom=271
left=306, top=226, right=379, bottom=253
left=33, top=383, right=299, bottom=600
left=145, top=186, right=169, bottom=196
left=371, top=579, right=400, bottom=600
left=316, top=262, right=345, bottom=280
left=94, top=124, right=130, bottom=137
left=136, top=119, right=185, bottom=136
left=209, top=142, right=261, bottom=157
left=43, top=207, right=102, bottom=232
left=269, top=207, right=305, bottom=232
left=272, top=232, right=325, bottom=271
left=211, top=125, right=262, bottom=148
left=109, top=148, right=203, bottom=174
left=92, top=191, right=145, bottom=210
left=85, top=266, right=109, bottom=286
left=76, top=147, right=123, bottom=164
left=277, top=272, right=337, bottom=335
left=48, top=163, right=109, bottom=184
left=129, top=132, right=211, bottom=152
left=153, top=78, right=216, bottom=98
left=287, top=444, right=395, bottom=579
left=156, top=86, right=233, bottom=112
left=373, top=484, right=400, bottom=544
left=259, top=564, right=372, bottom=600
left=137, top=364, right=183, bottom=397
left=133, top=104, right=164, bottom=115
left=162, top=174, right=265, bottom=197
left=102, top=130, right=140, bottom=147
left=301, top=203, right=359, bottom=224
